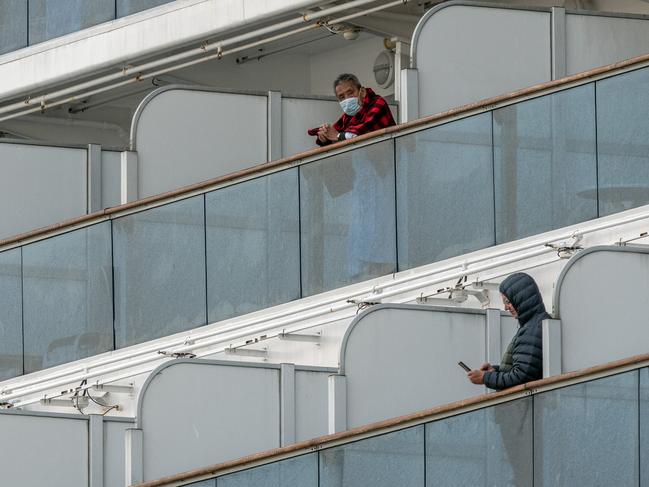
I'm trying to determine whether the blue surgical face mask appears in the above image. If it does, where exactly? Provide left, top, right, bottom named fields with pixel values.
left=340, top=96, right=361, bottom=116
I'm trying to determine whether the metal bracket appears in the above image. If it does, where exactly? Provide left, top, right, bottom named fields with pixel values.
left=225, top=346, right=268, bottom=358
left=545, top=233, right=584, bottom=258
left=279, top=331, right=321, bottom=343
left=92, top=383, right=134, bottom=394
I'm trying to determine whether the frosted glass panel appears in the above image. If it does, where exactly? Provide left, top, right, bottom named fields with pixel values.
left=218, top=454, right=317, bottom=487
left=206, top=170, right=300, bottom=322
left=494, top=84, right=597, bottom=242
left=113, top=196, right=206, bottom=347
left=300, top=140, right=396, bottom=296
left=29, top=0, right=115, bottom=44
left=22, top=223, right=113, bottom=372
left=426, top=397, right=533, bottom=486
left=534, top=371, right=638, bottom=486
left=396, top=113, right=494, bottom=269
left=0, top=1, right=27, bottom=55
left=597, top=67, right=649, bottom=216
left=320, top=426, right=424, bottom=487
left=0, top=248, right=23, bottom=380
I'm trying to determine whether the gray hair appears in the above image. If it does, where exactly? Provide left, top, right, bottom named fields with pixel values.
left=333, top=73, right=361, bottom=92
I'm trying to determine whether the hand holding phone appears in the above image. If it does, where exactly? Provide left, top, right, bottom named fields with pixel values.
left=458, top=361, right=471, bottom=372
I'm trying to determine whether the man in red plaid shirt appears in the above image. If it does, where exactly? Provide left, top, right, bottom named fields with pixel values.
left=308, top=73, right=396, bottom=146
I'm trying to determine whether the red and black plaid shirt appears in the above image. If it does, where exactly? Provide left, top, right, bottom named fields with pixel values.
left=308, top=88, right=396, bottom=146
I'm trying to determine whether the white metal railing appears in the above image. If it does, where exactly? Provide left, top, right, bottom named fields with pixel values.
left=3, top=203, right=649, bottom=409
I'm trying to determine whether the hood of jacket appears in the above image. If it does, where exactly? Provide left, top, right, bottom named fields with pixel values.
left=499, top=272, right=547, bottom=326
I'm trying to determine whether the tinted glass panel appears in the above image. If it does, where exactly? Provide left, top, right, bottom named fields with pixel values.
left=113, top=196, right=206, bottom=348
left=534, top=371, right=638, bottom=486
left=426, top=397, right=533, bottom=486
left=0, top=248, right=23, bottom=380
left=0, top=0, right=27, bottom=55
left=597, top=67, right=649, bottom=216
left=22, top=223, right=113, bottom=372
left=29, top=0, right=115, bottom=45
left=494, top=84, right=597, bottom=242
left=218, top=453, right=317, bottom=487
left=184, top=480, right=215, bottom=487
left=319, top=426, right=424, bottom=487
left=206, top=170, right=300, bottom=322
left=116, top=0, right=175, bottom=17
left=396, top=113, right=494, bottom=269
left=300, top=140, right=396, bottom=296
left=641, top=367, right=649, bottom=486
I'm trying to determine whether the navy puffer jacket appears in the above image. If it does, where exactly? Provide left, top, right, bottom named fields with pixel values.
left=483, top=272, right=550, bottom=390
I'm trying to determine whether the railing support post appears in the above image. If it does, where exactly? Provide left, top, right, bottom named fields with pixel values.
left=280, top=363, right=296, bottom=446
left=120, top=151, right=138, bottom=204
left=542, top=318, right=562, bottom=377
left=328, top=374, right=347, bottom=434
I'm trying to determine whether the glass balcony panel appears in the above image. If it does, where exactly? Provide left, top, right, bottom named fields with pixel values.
left=395, top=113, right=494, bottom=270
left=0, top=248, right=23, bottom=380
left=300, top=140, right=396, bottom=296
left=534, top=371, right=639, bottom=486
left=0, top=0, right=27, bottom=55
left=113, top=196, right=207, bottom=348
left=641, top=368, right=649, bottom=486
left=22, top=223, right=113, bottom=372
left=28, top=0, right=115, bottom=45
left=494, top=84, right=597, bottom=242
left=425, top=397, right=533, bottom=486
left=319, top=425, right=424, bottom=487
left=218, top=453, right=317, bottom=487
left=184, top=480, right=215, bottom=487
left=597, top=67, right=649, bottom=216
left=116, top=0, right=175, bottom=17
left=205, top=170, right=300, bottom=322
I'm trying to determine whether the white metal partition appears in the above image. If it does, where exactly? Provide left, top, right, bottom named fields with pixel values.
left=135, top=359, right=335, bottom=482
left=0, top=410, right=89, bottom=487
left=131, top=87, right=268, bottom=198
left=409, top=2, right=649, bottom=118
left=411, top=3, right=551, bottom=117
left=0, top=142, right=87, bottom=239
left=566, top=13, right=649, bottom=75
left=335, top=304, right=515, bottom=430
left=554, top=246, right=649, bottom=372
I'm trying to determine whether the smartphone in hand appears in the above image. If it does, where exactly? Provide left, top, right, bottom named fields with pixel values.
left=458, top=361, right=471, bottom=372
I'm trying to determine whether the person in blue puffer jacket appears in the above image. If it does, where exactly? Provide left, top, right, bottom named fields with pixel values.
left=468, top=272, right=550, bottom=390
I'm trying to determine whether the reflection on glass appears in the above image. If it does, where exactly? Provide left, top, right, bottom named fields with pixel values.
left=116, top=0, right=175, bottom=17
left=300, top=140, right=396, bottom=296
left=22, top=223, right=113, bottom=372
left=494, top=84, right=597, bottom=242
left=320, top=426, right=424, bottom=487
left=218, top=453, right=317, bottom=487
left=206, top=170, right=300, bottom=322
left=426, top=397, right=532, bottom=486
left=396, top=113, right=494, bottom=269
left=0, top=248, right=23, bottom=380
left=28, top=0, right=115, bottom=45
left=113, top=196, right=207, bottom=348
left=597, top=67, right=649, bottom=216
left=0, top=0, right=27, bottom=55
left=534, top=371, right=638, bottom=486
